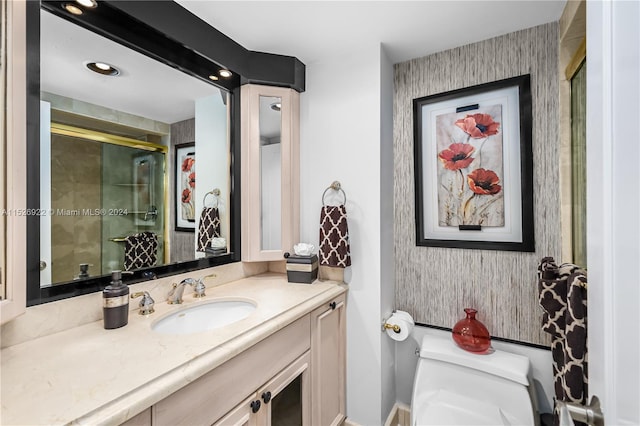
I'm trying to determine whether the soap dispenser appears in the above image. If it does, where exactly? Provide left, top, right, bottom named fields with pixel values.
left=103, top=270, right=130, bottom=329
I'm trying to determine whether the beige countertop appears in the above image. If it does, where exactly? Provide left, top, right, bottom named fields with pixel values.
left=1, top=274, right=345, bottom=426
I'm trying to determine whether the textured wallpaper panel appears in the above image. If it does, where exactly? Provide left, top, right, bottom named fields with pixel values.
left=394, top=23, right=559, bottom=345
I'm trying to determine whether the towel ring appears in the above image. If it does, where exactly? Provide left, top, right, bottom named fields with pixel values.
left=203, top=188, right=221, bottom=208
left=322, top=181, right=347, bottom=206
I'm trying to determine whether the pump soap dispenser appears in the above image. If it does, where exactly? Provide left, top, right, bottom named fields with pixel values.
left=103, top=270, right=130, bottom=329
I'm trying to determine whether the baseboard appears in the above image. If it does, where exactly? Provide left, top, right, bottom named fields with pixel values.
left=383, top=402, right=411, bottom=426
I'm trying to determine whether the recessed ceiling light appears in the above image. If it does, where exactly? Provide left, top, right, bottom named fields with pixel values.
left=63, top=3, right=84, bottom=15
left=85, top=61, right=120, bottom=76
left=208, top=75, right=219, bottom=81
left=270, top=102, right=281, bottom=112
left=75, top=0, right=98, bottom=8
left=219, top=69, right=232, bottom=78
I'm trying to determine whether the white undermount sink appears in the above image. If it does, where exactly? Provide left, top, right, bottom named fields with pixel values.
left=152, top=299, right=256, bottom=335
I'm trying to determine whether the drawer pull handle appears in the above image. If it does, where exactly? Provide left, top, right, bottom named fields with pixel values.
left=262, top=391, right=272, bottom=403
left=330, top=301, right=337, bottom=310
left=250, top=400, right=261, bottom=413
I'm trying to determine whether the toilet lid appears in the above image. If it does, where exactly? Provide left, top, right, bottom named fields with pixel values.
left=413, top=390, right=519, bottom=426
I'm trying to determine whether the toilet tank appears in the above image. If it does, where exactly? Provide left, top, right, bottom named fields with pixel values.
left=411, top=334, right=537, bottom=426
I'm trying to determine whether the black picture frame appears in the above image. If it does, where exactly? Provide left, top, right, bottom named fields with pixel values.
left=175, top=142, right=196, bottom=232
left=413, top=74, right=534, bottom=252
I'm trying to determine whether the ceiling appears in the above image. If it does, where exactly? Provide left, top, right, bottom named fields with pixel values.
left=177, top=1, right=566, bottom=65
left=40, top=1, right=566, bottom=125
left=40, top=10, right=221, bottom=124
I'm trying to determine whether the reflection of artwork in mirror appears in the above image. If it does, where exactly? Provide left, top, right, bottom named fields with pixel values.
left=176, top=143, right=196, bottom=232
left=133, top=154, right=157, bottom=227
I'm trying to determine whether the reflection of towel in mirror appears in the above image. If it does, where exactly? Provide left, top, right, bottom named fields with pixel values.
left=124, top=232, right=158, bottom=271
left=197, top=207, right=221, bottom=252
left=538, top=257, right=588, bottom=426
left=319, top=205, right=351, bottom=268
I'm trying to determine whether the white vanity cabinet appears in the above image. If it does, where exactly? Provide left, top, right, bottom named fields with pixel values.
left=241, top=84, right=300, bottom=262
left=139, top=293, right=346, bottom=426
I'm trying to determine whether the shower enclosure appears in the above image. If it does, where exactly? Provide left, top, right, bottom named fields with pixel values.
left=43, top=126, right=166, bottom=285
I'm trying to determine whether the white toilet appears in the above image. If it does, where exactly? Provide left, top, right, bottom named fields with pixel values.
left=411, top=334, right=538, bottom=426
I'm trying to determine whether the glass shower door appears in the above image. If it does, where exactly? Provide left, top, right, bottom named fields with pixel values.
left=101, top=144, right=165, bottom=273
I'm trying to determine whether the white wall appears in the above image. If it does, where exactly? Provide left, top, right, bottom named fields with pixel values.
left=300, top=43, right=395, bottom=425
left=379, top=46, right=396, bottom=422
left=260, top=143, right=282, bottom=250
left=195, top=94, right=228, bottom=257
left=40, top=101, right=52, bottom=285
left=586, top=1, right=640, bottom=423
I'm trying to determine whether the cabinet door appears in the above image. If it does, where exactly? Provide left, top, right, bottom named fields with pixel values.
left=240, top=84, right=300, bottom=262
left=257, top=351, right=311, bottom=426
left=311, top=295, right=346, bottom=426
left=212, top=395, right=258, bottom=426
left=0, top=0, right=27, bottom=324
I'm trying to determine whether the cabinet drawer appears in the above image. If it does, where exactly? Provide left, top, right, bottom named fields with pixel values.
left=154, top=314, right=310, bottom=426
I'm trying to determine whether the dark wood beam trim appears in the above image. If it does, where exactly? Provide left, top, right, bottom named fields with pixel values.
left=107, top=1, right=305, bottom=92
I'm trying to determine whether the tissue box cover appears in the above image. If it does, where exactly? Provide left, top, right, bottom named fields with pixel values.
left=286, top=254, right=318, bottom=284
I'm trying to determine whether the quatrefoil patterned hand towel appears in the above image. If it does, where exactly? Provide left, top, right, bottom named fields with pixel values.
left=538, top=257, right=588, bottom=426
left=197, top=207, right=221, bottom=252
left=124, top=232, right=158, bottom=271
left=319, top=205, right=351, bottom=268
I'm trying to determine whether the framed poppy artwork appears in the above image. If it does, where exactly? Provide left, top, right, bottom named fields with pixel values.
left=413, top=74, right=534, bottom=251
left=175, top=142, right=196, bottom=232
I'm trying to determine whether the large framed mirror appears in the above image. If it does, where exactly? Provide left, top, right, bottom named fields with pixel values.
left=26, top=1, right=243, bottom=305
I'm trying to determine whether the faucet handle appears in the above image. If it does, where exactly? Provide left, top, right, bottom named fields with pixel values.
left=131, top=291, right=155, bottom=315
left=191, top=279, right=206, bottom=298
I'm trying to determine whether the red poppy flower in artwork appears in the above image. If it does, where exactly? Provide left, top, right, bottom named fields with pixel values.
left=455, top=113, right=500, bottom=138
left=438, top=143, right=475, bottom=170
left=181, top=157, right=195, bottom=172
left=188, top=172, right=196, bottom=188
left=181, top=188, right=192, bottom=203
left=467, top=168, right=502, bottom=195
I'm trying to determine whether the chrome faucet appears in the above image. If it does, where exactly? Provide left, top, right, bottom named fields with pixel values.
left=131, top=291, right=155, bottom=315
left=166, top=278, right=206, bottom=304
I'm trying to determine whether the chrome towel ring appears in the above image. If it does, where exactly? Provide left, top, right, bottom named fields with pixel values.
left=202, top=188, right=221, bottom=208
left=322, top=181, right=347, bottom=206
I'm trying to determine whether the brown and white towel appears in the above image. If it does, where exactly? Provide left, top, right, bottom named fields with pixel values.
left=538, top=257, right=588, bottom=426
left=319, top=205, right=351, bottom=268
left=124, top=232, right=158, bottom=271
left=197, top=207, right=221, bottom=252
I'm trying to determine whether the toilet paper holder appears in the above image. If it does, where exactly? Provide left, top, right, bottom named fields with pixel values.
left=382, top=310, right=414, bottom=340
left=382, top=322, right=401, bottom=334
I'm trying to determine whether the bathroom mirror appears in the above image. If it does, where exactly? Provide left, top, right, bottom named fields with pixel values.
left=26, top=2, right=241, bottom=305
left=241, top=84, right=300, bottom=262
left=260, top=96, right=283, bottom=251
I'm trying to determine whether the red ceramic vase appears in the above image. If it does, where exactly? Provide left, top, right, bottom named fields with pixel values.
left=452, top=308, right=491, bottom=353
